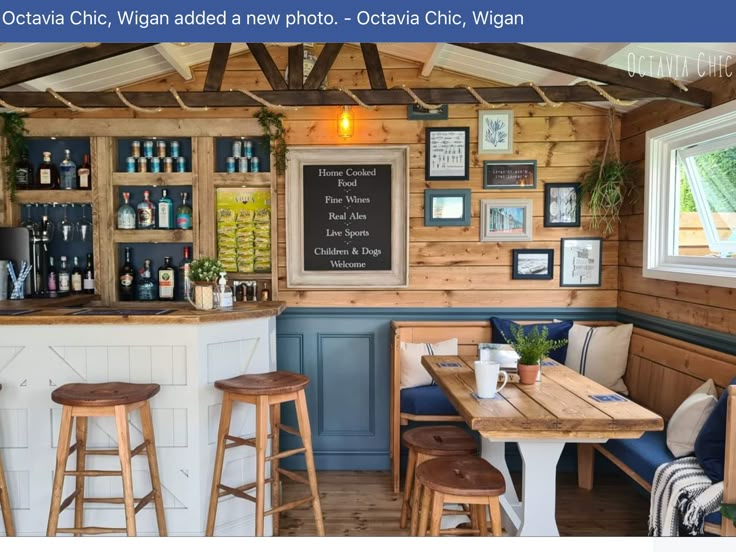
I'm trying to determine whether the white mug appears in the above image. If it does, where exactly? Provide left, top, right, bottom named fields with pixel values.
left=474, top=361, right=509, bottom=399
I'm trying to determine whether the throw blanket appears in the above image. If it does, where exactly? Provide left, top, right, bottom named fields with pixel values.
left=649, top=456, right=724, bottom=536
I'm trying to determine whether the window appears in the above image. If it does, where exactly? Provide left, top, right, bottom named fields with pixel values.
left=645, top=98, right=736, bottom=288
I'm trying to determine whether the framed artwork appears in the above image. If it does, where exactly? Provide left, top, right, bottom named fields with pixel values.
left=483, top=160, right=537, bottom=189
left=478, top=110, right=514, bottom=154
left=544, top=183, right=581, bottom=227
left=560, top=238, right=603, bottom=287
left=425, top=127, right=470, bottom=181
left=480, top=199, right=533, bottom=242
left=424, top=189, right=471, bottom=227
left=408, top=104, right=449, bottom=120
left=512, top=249, right=554, bottom=280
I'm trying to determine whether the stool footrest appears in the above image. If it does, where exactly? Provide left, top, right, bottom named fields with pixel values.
left=218, top=480, right=272, bottom=502
left=278, top=424, right=301, bottom=437
left=130, top=441, right=149, bottom=457
left=266, top=495, right=314, bottom=516
left=84, top=496, right=152, bottom=505
left=276, top=467, right=310, bottom=486
left=441, top=528, right=481, bottom=536
left=64, top=470, right=123, bottom=477
left=267, top=447, right=305, bottom=462
left=67, top=441, right=79, bottom=456
left=84, top=448, right=122, bottom=456
left=134, top=490, right=156, bottom=513
left=59, top=490, right=80, bottom=513
left=56, top=527, right=127, bottom=535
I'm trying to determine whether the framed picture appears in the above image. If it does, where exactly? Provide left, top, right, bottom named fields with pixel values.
left=560, top=238, right=603, bottom=287
left=483, top=160, right=537, bottom=189
left=544, top=183, right=581, bottom=227
left=424, top=189, right=471, bottom=227
left=408, top=104, right=449, bottom=120
left=425, top=127, right=470, bottom=181
left=480, top=199, right=533, bottom=242
left=478, top=110, right=514, bottom=154
left=512, top=249, right=554, bottom=280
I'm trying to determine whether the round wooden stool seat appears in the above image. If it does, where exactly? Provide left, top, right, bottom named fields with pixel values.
left=214, top=372, right=309, bottom=395
left=401, top=425, right=477, bottom=457
left=416, top=456, right=506, bottom=497
left=51, top=382, right=160, bottom=407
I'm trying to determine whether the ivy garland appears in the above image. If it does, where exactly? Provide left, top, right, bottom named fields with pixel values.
left=255, top=107, right=287, bottom=175
left=0, top=112, right=28, bottom=201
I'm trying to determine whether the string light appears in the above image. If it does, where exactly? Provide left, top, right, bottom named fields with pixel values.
left=577, top=81, right=637, bottom=107
left=392, top=84, right=443, bottom=111
left=46, top=89, right=102, bottom=112
left=231, top=88, right=301, bottom=111
left=169, top=87, right=209, bottom=111
left=115, top=88, right=163, bottom=113
left=0, top=96, right=30, bottom=113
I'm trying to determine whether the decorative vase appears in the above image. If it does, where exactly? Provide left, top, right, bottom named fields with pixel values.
left=517, top=362, right=540, bottom=385
left=188, top=282, right=216, bottom=311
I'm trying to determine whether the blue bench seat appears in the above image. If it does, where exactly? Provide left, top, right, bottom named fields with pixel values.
left=400, top=384, right=457, bottom=417
left=600, top=430, right=675, bottom=485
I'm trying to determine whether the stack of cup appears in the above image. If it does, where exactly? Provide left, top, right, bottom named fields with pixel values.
left=0, top=260, right=8, bottom=301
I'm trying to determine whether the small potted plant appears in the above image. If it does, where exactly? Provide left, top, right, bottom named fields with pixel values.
left=502, top=325, right=568, bottom=385
left=187, top=257, right=224, bottom=310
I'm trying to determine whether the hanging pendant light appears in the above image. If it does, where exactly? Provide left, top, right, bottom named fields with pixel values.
left=337, top=106, right=354, bottom=138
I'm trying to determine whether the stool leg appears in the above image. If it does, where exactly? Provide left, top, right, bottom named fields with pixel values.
left=269, top=403, right=281, bottom=536
left=47, top=406, right=74, bottom=536
left=139, top=401, right=168, bottom=536
left=399, top=448, right=416, bottom=529
left=429, top=491, right=444, bottom=537
left=488, top=497, right=502, bottom=536
left=409, top=480, right=423, bottom=536
left=114, top=405, right=137, bottom=537
left=255, top=395, right=269, bottom=537
left=475, top=504, right=488, bottom=536
left=0, top=443, right=15, bottom=536
left=417, top=485, right=432, bottom=537
left=206, top=392, right=233, bottom=536
left=73, top=416, right=88, bottom=536
left=295, top=389, right=325, bottom=536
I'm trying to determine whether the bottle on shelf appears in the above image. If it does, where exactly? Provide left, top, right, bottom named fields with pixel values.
left=117, top=191, right=137, bottom=229
left=157, top=189, right=174, bottom=229
left=136, top=190, right=156, bottom=229
left=15, top=149, right=34, bottom=190
left=37, top=151, right=60, bottom=189
left=58, top=256, right=71, bottom=295
left=59, top=149, right=77, bottom=190
left=78, top=154, right=91, bottom=190
left=157, top=256, right=176, bottom=301
left=137, top=259, right=157, bottom=301
left=71, top=256, right=83, bottom=293
left=119, top=247, right=136, bottom=301
left=176, top=192, right=193, bottom=230
left=259, top=281, right=271, bottom=301
left=178, top=246, right=192, bottom=300
left=83, top=253, right=95, bottom=294
left=47, top=256, right=58, bottom=298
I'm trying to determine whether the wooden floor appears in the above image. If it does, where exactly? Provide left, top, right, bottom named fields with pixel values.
left=280, top=471, right=650, bottom=536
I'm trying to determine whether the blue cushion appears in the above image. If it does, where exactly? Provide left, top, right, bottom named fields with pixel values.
left=400, top=385, right=457, bottom=416
left=695, top=376, right=736, bottom=482
left=704, top=510, right=722, bottom=527
left=491, top=317, right=572, bottom=363
left=601, top=430, right=674, bottom=485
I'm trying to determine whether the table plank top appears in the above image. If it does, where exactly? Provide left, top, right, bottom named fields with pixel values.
left=421, top=355, right=664, bottom=440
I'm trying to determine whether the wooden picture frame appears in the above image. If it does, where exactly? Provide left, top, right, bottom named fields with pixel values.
left=544, top=183, right=581, bottom=227
left=478, top=110, right=514, bottom=154
left=424, top=189, right=471, bottom=227
left=560, top=238, right=603, bottom=287
left=425, top=127, right=470, bottom=181
left=512, top=249, right=554, bottom=280
left=483, top=160, right=537, bottom=189
left=285, top=146, right=409, bottom=288
left=480, top=199, right=533, bottom=242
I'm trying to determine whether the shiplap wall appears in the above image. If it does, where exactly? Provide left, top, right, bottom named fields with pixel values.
left=27, top=45, right=619, bottom=308
left=619, top=67, right=736, bottom=335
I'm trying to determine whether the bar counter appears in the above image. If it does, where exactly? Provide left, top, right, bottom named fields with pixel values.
left=0, top=302, right=286, bottom=536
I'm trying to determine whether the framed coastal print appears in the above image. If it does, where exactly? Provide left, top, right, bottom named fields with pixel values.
left=560, top=238, right=602, bottom=287
left=512, top=249, right=554, bottom=280
left=483, top=160, right=537, bottom=189
left=480, top=199, right=533, bottom=242
left=544, top=183, right=581, bottom=227
left=424, top=189, right=471, bottom=227
left=425, top=127, right=470, bottom=181
left=478, top=110, right=514, bottom=154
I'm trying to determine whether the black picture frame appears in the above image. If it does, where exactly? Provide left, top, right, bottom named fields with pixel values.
left=512, top=249, right=554, bottom=280
left=424, top=189, right=471, bottom=227
left=483, top=160, right=537, bottom=189
left=425, top=127, right=470, bottom=181
left=544, top=183, right=582, bottom=227
left=408, top=104, right=449, bottom=120
left=560, top=238, right=603, bottom=287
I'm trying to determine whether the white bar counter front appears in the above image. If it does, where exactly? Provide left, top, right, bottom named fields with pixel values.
left=0, top=302, right=285, bottom=536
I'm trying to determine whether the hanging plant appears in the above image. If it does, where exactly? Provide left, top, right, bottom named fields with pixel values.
left=0, top=112, right=28, bottom=201
left=254, top=107, right=287, bottom=175
left=580, top=108, right=633, bottom=236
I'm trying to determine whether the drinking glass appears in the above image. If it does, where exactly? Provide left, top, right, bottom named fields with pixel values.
left=76, top=204, right=92, bottom=242
left=60, top=204, right=74, bottom=243
left=20, top=204, right=38, bottom=235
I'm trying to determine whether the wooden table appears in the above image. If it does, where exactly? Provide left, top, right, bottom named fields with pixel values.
left=421, top=355, right=663, bottom=536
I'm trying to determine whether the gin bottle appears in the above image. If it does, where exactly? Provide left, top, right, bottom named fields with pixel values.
left=137, top=259, right=157, bottom=301
left=157, top=189, right=174, bottom=229
left=117, top=192, right=136, bottom=229
left=59, top=149, right=77, bottom=190
left=176, top=192, right=193, bottom=230
left=136, top=190, right=156, bottom=229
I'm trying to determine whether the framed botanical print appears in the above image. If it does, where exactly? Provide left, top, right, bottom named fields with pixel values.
left=425, top=127, right=470, bottom=181
left=560, top=238, right=603, bottom=287
left=424, top=189, right=471, bottom=227
left=480, top=199, right=533, bottom=242
left=544, top=183, right=581, bottom=227
left=478, top=109, right=514, bottom=154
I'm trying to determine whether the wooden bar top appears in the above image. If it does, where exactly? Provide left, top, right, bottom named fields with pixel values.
left=0, top=301, right=285, bottom=325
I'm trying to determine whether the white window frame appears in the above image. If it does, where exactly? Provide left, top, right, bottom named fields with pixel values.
left=645, top=98, right=736, bottom=289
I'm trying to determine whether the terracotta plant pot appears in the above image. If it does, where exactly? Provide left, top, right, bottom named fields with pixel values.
left=517, top=363, right=540, bottom=385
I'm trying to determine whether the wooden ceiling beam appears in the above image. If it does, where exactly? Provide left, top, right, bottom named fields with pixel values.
left=360, top=43, right=387, bottom=89
left=303, top=43, right=343, bottom=90
left=0, top=43, right=156, bottom=89
left=288, top=44, right=304, bottom=90
left=203, top=43, right=232, bottom=92
left=452, top=43, right=712, bottom=108
left=246, top=43, right=288, bottom=90
left=154, top=44, right=193, bottom=81
left=421, top=44, right=445, bottom=79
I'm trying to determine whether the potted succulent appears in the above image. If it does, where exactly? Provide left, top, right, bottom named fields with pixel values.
left=502, top=325, right=568, bottom=385
left=187, top=257, right=224, bottom=310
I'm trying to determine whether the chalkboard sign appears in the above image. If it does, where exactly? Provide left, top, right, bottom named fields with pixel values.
left=483, top=160, right=537, bottom=189
left=286, top=147, right=409, bottom=288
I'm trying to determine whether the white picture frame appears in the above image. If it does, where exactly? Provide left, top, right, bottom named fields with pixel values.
left=480, top=199, right=533, bottom=242
left=478, top=110, right=514, bottom=154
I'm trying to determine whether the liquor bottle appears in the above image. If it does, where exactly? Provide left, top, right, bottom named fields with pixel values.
left=59, top=149, right=77, bottom=190
left=157, top=256, right=176, bottom=301
left=83, top=253, right=95, bottom=294
left=58, top=256, right=71, bottom=295
left=77, top=154, right=91, bottom=190
left=47, top=256, right=58, bottom=298
left=178, top=246, right=192, bottom=300
left=136, top=259, right=157, bottom=301
left=136, top=190, right=156, bottom=229
left=70, top=256, right=83, bottom=293
left=119, top=247, right=136, bottom=301
left=259, top=281, right=271, bottom=301
left=15, top=149, right=34, bottom=190
left=117, top=192, right=136, bottom=229
left=157, top=189, right=174, bottom=229
left=37, top=151, right=60, bottom=189
left=176, top=192, right=193, bottom=230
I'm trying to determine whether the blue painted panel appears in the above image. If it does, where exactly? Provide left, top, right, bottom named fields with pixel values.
left=276, top=334, right=304, bottom=375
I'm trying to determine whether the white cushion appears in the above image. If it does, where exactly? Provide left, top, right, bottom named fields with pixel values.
left=666, top=379, right=718, bottom=458
left=400, top=338, right=458, bottom=389
left=564, top=324, right=633, bottom=394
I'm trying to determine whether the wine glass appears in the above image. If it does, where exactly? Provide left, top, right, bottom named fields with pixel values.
left=41, top=204, right=54, bottom=242
left=60, top=204, right=74, bottom=243
left=76, top=204, right=92, bottom=242
left=20, top=204, right=39, bottom=236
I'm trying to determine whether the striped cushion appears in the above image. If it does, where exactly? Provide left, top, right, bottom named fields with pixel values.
left=565, top=324, right=633, bottom=394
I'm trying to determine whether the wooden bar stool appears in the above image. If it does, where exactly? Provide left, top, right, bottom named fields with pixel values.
left=400, top=425, right=477, bottom=535
left=416, top=456, right=505, bottom=537
left=47, top=382, right=167, bottom=537
left=206, top=372, right=324, bottom=537
left=0, top=384, right=15, bottom=537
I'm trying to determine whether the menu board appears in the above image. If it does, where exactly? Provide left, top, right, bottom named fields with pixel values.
left=216, top=188, right=271, bottom=273
left=302, top=164, right=392, bottom=271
